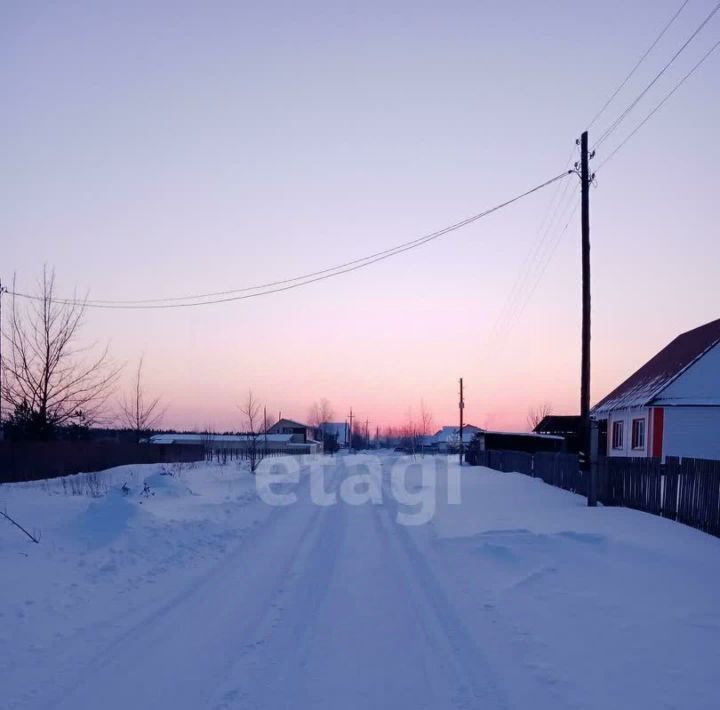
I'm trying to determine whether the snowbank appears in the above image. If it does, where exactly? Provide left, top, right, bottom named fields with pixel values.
left=1, top=454, right=718, bottom=709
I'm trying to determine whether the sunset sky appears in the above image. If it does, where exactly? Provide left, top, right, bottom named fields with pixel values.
left=2, top=0, right=718, bottom=433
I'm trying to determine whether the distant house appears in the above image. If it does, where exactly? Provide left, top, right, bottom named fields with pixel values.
left=319, top=422, right=349, bottom=447
left=265, top=418, right=317, bottom=444
left=427, top=425, right=484, bottom=453
left=591, top=318, right=720, bottom=461
left=533, top=415, right=582, bottom=453
left=148, top=432, right=296, bottom=450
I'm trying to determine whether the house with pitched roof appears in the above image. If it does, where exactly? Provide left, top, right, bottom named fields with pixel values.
left=426, top=425, right=484, bottom=453
left=591, top=318, right=720, bottom=460
left=265, top=418, right=318, bottom=444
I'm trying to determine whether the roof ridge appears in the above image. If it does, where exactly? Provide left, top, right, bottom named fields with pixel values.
left=592, top=317, right=720, bottom=415
left=650, top=336, right=720, bottom=403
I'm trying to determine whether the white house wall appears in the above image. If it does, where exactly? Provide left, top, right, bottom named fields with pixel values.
left=653, top=342, right=720, bottom=406
left=606, top=407, right=650, bottom=457
left=663, top=407, right=720, bottom=461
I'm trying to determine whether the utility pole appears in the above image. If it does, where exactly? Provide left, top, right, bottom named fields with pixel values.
left=348, top=408, right=354, bottom=451
left=365, top=419, right=369, bottom=449
left=458, top=377, right=464, bottom=466
left=263, top=406, right=268, bottom=454
left=579, top=130, right=596, bottom=506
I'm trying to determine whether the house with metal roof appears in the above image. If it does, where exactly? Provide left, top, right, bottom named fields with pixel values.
left=591, top=318, right=720, bottom=460
left=426, top=425, right=484, bottom=453
left=265, top=418, right=320, bottom=445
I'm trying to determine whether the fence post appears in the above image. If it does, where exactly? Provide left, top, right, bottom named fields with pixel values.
left=588, top=419, right=599, bottom=506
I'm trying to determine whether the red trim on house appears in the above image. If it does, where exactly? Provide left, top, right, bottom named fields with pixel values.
left=652, top=408, right=664, bottom=458
left=647, top=409, right=653, bottom=455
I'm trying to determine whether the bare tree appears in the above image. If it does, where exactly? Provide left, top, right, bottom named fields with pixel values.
left=200, top=424, right=216, bottom=461
left=308, top=397, right=334, bottom=428
left=1, top=268, right=120, bottom=439
left=239, top=389, right=263, bottom=472
left=527, top=402, right=553, bottom=431
left=308, top=397, right=334, bottom=443
left=119, top=356, right=164, bottom=443
left=382, top=425, right=397, bottom=449
left=419, top=400, right=434, bottom=456
left=401, top=409, right=418, bottom=457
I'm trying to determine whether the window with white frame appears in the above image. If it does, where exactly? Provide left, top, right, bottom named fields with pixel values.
left=631, top=418, right=645, bottom=450
left=612, top=420, right=624, bottom=450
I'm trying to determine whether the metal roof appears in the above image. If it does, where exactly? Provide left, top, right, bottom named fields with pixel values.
left=534, top=415, right=582, bottom=434
left=149, top=433, right=293, bottom=444
left=267, top=418, right=311, bottom=430
left=483, top=430, right=565, bottom=441
left=592, top=318, right=720, bottom=416
left=429, top=425, right=483, bottom=444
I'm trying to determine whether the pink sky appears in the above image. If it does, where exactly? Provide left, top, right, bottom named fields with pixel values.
left=2, top=1, right=718, bottom=432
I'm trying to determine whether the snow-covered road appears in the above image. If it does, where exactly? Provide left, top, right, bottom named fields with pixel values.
left=2, top=453, right=720, bottom=709
left=42, top=458, right=506, bottom=709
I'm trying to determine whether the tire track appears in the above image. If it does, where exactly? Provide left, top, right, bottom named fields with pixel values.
left=375, top=457, right=512, bottom=710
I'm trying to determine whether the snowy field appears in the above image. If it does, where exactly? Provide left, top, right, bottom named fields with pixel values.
left=1, top=451, right=719, bottom=709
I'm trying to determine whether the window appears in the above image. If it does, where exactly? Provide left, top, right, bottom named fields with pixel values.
left=612, top=420, right=624, bottom=450
left=631, top=418, right=645, bottom=450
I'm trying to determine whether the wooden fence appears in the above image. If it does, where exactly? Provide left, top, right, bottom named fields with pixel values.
left=465, top=448, right=585, bottom=494
left=535, top=452, right=587, bottom=495
left=466, top=447, right=720, bottom=537
left=600, top=456, right=720, bottom=537
left=205, top=446, right=314, bottom=463
left=0, top=441, right=205, bottom=484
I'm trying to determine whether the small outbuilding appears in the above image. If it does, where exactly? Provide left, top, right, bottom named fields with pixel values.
left=533, top=415, right=582, bottom=453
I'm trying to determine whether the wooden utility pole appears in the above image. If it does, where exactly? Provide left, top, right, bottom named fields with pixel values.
left=365, top=419, right=369, bottom=448
left=458, top=377, right=465, bottom=466
left=579, top=131, right=596, bottom=506
left=348, top=408, right=354, bottom=451
left=263, top=406, right=268, bottom=453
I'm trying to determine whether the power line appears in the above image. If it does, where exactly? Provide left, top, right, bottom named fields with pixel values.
left=491, top=170, right=578, bottom=341
left=597, top=37, right=720, bottom=171
left=594, top=0, right=720, bottom=149
left=489, top=145, right=577, bottom=341
left=586, top=0, right=692, bottom=130
left=497, top=3, right=718, bottom=340
left=9, top=171, right=572, bottom=310
left=495, top=193, right=581, bottom=347
left=489, top=1, right=688, bottom=344
left=511, top=191, right=581, bottom=324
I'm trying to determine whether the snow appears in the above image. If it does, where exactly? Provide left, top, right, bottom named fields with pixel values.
left=149, top=433, right=293, bottom=444
left=1, top=452, right=719, bottom=709
left=68, top=489, right=138, bottom=548
left=429, top=425, right=483, bottom=444
left=591, top=373, right=669, bottom=414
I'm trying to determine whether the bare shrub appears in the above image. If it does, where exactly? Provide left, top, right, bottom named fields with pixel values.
left=119, top=356, right=165, bottom=443
left=1, top=267, right=120, bottom=438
